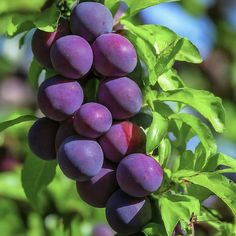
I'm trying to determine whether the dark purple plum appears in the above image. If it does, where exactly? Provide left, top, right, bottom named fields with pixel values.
left=98, top=77, right=142, bottom=120
left=57, top=136, right=104, bottom=181
left=76, top=161, right=118, bottom=208
left=50, top=35, right=93, bottom=79
left=117, top=154, right=163, bottom=197
left=99, top=121, right=146, bottom=163
left=106, top=189, right=152, bottom=235
left=70, top=2, right=113, bottom=42
left=31, top=19, right=70, bottom=68
left=92, top=33, right=137, bottom=77
left=74, top=102, right=112, bottom=138
left=38, top=75, right=84, bottom=121
left=92, top=224, right=114, bottom=236
left=55, top=117, right=77, bottom=150
left=28, top=117, right=59, bottom=160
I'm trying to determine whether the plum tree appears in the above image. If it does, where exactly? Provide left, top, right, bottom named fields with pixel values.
left=98, top=77, right=142, bottom=120
left=92, top=224, right=114, bottom=236
left=99, top=121, right=146, bottom=163
left=50, top=35, right=93, bottom=79
left=70, top=2, right=113, bottom=42
left=31, top=19, right=70, bottom=68
left=117, top=154, right=163, bottom=197
left=76, top=161, right=118, bottom=208
left=57, top=136, right=104, bottom=181
left=106, top=189, right=152, bottom=235
left=55, top=117, right=77, bottom=150
left=92, top=33, right=137, bottom=77
left=38, top=75, right=84, bottom=121
left=74, top=102, right=112, bottom=138
left=28, top=117, right=59, bottom=160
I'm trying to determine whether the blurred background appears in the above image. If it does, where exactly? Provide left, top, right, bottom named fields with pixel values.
left=0, top=0, right=236, bottom=235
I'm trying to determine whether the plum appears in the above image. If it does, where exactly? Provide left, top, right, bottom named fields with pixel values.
left=76, top=161, right=118, bottom=208
left=31, top=18, right=70, bottom=68
left=74, top=102, right=112, bottom=138
left=98, top=77, right=142, bottom=120
left=106, top=189, right=152, bottom=235
left=57, top=136, right=104, bottom=181
left=117, top=154, right=163, bottom=197
left=99, top=121, right=146, bottom=163
left=50, top=35, right=93, bottom=79
left=70, top=2, right=113, bottom=42
left=38, top=75, right=84, bottom=121
left=28, top=117, right=59, bottom=160
left=92, top=33, right=137, bottom=77
left=55, top=117, right=77, bottom=150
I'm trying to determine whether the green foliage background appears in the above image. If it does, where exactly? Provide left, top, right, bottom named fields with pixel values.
left=0, top=0, right=236, bottom=235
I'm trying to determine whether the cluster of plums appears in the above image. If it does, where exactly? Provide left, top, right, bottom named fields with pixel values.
left=28, top=2, right=164, bottom=235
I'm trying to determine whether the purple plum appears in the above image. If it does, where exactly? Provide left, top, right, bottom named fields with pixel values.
left=31, top=18, right=70, bottom=68
left=28, top=117, right=59, bottom=160
left=76, top=161, right=118, bottom=208
left=98, top=77, right=142, bottom=120
left=106, top=189, right=152, bottom=235
left=117, top=154, right=163, bottom=197
left=92, top=33, right=137, bottom=77
left=50, top=35, right=93, bottom=79
left=99, top=121, right=146, bottom=163
left=57, top=136, right=104, bottom=181
left=38, top=75, right=84, bottom=121
left=74, top=102, right=112, bottom=138
left=70, top=2, right=113, bottom=42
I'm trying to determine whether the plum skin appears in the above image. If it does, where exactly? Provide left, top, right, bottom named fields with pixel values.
left=38, top=75, right=84, bottom=121
left=92, top=224, right=114, bottom=236
left=76, top=161, right=118, bottom=208
left=92, top=33, right=137, bottom=77
left=57, top=136, right=104, bottom=181
left=31, top=19, right=70, bottom=68
left=55, top=117, right=77, bottom=150
left=105, top=189, right=152, bottom=235
left=70, top=2, right=113, bottom=42
left=117, top=153, right=163, bottom=197
left=74, top=102, right=112, bottom=139
left=98, top=77, right=142, bottom=120
left=99, top=121, right=146, bottom=163
left=28, top=117, right=59, bottom=160
left=50, top=35, right=93, bottom=79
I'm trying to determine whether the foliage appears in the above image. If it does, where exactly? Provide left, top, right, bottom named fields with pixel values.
left=0, top=0, right=236, bottom=236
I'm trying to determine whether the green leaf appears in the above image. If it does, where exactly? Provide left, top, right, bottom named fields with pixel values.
left=125, top=30, right=156, bottom=85
left=146, top=112, right=169, bottom=153
left=155, top=38, right=185, bottom=78
left=34, top=3, right=61, bottom=32
left=176, top=38, right=202, bottom=63
left=203, top=153, right=236, bottom=173
left=159, top=193, right=200, bottom=236
left=124, top=0, right=178, bottom=17
left=104, top=0, right=120, bottom=15
left=122, top=21, right=202, bottom=85
left=157, top=88, right=225, bottom=132
left=185, top=173, right=236, bottom=216
left=4, top=14, right=35, bottom=37
left=28, top=57, right=44, bottom=89
left=158, top=138, right=171, bottom=166
left=143, top=223, right=167, bottom=236
left=0, top=115, right=37, bottom=132
left=170, top=113, right=217, bottom=156
left=21, top=153, right=57, bottom=208
left=157, top=69, right=185, bottom=91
